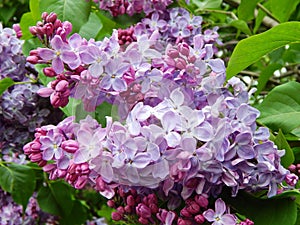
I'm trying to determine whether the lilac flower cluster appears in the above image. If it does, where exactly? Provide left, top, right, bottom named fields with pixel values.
left=0, top=23, right=26, bottom=81
left=93, top=0, right=173, bottom=16
left=0, top=25, right=63, bottom=157
left=24, top=7, right=293, bottom=225
left=0, top=188, right=59, bottom=225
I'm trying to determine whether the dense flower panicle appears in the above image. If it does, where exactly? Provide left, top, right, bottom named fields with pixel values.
left=23, top=6, right=294, bottom=225
left=0, top=23, right=26, bottom=81
left=93, top=0, right=174, bottom=16
left=0, top=188, right=59, bottom=225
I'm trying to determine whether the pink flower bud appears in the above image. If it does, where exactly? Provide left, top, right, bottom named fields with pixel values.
left=46, top=12, right=57, bottom=23
left=178, top=42, right=190, bottom=56
left=43, top=67, right=57, bottom=77
left=111, top=212, right=122, bottom=221
left=43, top=164, right=56, bottom=173
left=42, top=12, right=49, bottom=20
left=55, top=80, right=69, bottom=92
left=124, top=205, right=132, bottom=213
left=107, top=200, right=115, bottom=208
left=61, top=140, right=79, bottom=153
left=37, top=87, right=53, bottom=97
left=53, top=20, right=62, bottom=29
left=186, top=201, right=200, bottom=214
left=194, top=195, right=209, bottom=209
left=167, top=49, right=179, bottom=58
left=117, top=206, right=125, bottom=215
left=138, top=217, right=149, bottom=225
left=29, top=153, right=42, bottom=162
left=285, top=173, right=299, bottom=186
left=74, top=175, right=88, bottom=189
left=175, top=58, right=187, bottom=70
left=288, top=164, right=296, bottom=173
left=180, top=208, right=192, bottom=218
left=194, top=214, right=205, bottom=224
left=38, top=160, right=47, bottom=167
left=177, top=218, right=192, bottom=225
left=12, top=24, right=22, bottom=38
left=26, top=55, right=39, bottom=64
left=44, top=23, right=54, bottom=37
left=136, top=203, right=152, bottom=218
left=149, top=204, right=158, bottom=214
left=29, top=26, right=38, bottom=35
left=126, top=195, right=135, bottom=206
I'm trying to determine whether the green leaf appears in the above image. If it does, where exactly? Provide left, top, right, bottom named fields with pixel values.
left=256, top=81, right=300, bottom=134
left=253, top=8, right=266, bottom=34
left=270, top=0, right=300, bottom=22
left=79, top=12, right=102, bottom=40
left=0, top=164, right=36, bottom=210
left=19, top=12, right=35, bottom=40
left=60, top=200, right=88, bottom=225
left=230, top=20, right=252, bottom=36
left=255, top=63, right=282, bottom=97
left=30, top=0, right=40, bottom=21
left=37, top=181, right=74, bottom=217
left=224, top=191, right=297, bottom=225
left=192, top=0, right=222, bottom=9
left=238, top=0, right=262, bottom=21
left=95, top=11, right=117, bottom=40
left=0, top=78, right=15, bottom=96
left=274, top=129, right=295, bottom=167
left=226, top=22, right=300, bottom=79
left=0, top=6, right=17, bottom=24
left=39, top=0, right=91, bottom=33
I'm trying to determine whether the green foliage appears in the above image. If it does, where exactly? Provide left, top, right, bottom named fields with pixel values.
left=256, top=81, right=300, bottom=134
left=191, top=0, right=222, bottom=9
left=270, top=0, right=300, bottom=23
left=237, top=0, right=262, bottom=21
left=224, top=191, right=297, bottom=225
left=0, top=164, right=36, bottom=210
left=37, top=181, right=74, bottom=217
left=0, top=78, right=15, bottom=96
left=274, top=129, right=295, bottom=168
left=226, top=22, right=300, bottom=78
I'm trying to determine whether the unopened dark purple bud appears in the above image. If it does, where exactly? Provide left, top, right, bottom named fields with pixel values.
left=74, top=175, right=88, bottom=189
left=29, top=26, right=38, bottom=35
left=111, top=212, right=123, bottom=221
left=178, top=43, right=190, bottom=56
left=149, top=204, right=158, bottom=214
left=38, top=160, right=47, bottom=167
left=13, top=24, right=22, bottom=38
left=180, top=208, right=192, bottom=218
left=53, top=20, right=62, bottom=29
left=29, top=152, right=42, bottom=162
left=288, top=164, right=296, bottom=173
left=61, top=140, right=79, bottom=153
left=177, top=218, right=192, bottom=225
left=42, top=12, right=49, bottom=20
left=136, top=203, right=152, bottom=218
left=46, top=12, right=57, bottom=23
left=43, top=164, right=56, bottom=173
left=285, top=173, right=299, bottom=186
left=57, top=169, right=67, bottom=178
left=194, top=214, right=205, bottom=224
left=44, top=23, right=54, bottom=37
left=27, top=55, right=39, bottom=64
left=117, top=206, right=125, bottom=215
left=138, top=217, right=149, bottom=225
left=186, top=201, right=200, bottom=214
left=107, top=200, right=115, bottom=208
left=55, top=80, right=69, bottom=92
left=147, top=194, right=158, bottom=204
left=194, top=195, right=209, bottom=209
left=126, top=195, right=135, bottom=206
left=124, top=205, right=132, bottom=213
left=185, top=178, right=198, bottom=188
left=36, top=26, right=45, bottom=36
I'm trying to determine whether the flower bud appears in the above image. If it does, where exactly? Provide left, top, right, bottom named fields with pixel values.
left=74, top=175, right=88, bottom=189
left=194, top=195, right=209, bottom=209
left=180, top=208, right=192, bottom=218
left=285, top=173, right=299, bottom=186
left=46, top=12, right=57, bottom=23
left=138, top=217, right=149, bottom=225
left=186, top=201, right=200, bottom=214
left=61, top=140, right=79, bottom=153
left=136, top=203, right=152, bottom=218
left=177, top=218, right=192, bottom=225
left=107, top=200, right=115, bottom=208
left=124, top=205, right=132, bottom=213
left=42, top=12, right=49, bottom=20
left=111, top=212, right=122, bottom=221
left=194, top=214, right=205, bottom=224
left=117, top=206, right=125, bottom=215
left=26, top=55, right=39, bottom=64
left=126, top=195, right=135, bottom=206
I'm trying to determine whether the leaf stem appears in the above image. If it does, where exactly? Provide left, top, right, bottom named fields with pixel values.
left=257, top=3, right=281, bottom=24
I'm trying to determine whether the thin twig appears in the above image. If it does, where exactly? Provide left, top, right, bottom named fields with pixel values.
left=195, top=8, right=238, bottom=20
left=257, top=3, right=280, bottom=24
left=239, top=70, right=281, bottom=85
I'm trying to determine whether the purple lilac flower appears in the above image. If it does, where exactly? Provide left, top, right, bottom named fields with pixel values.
left=203, top=198, right=237, bottom=225
left=38, top=35, right=80, bottom=73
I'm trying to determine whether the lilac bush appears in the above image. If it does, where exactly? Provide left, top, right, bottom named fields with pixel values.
left=20, top=5, right=298, bottom=224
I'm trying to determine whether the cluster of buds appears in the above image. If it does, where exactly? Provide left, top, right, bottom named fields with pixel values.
left=118, top=26, right=137, bottom=47
left=29, top=12, right=72, bottom=45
